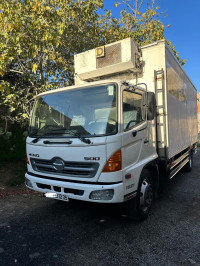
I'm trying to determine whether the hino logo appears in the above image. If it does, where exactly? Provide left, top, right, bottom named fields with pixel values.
left=84, top=157, right=100, bottom=161
left=29, top=153, right=39, bottom=157
left=52, top=158, right=65, bottom=171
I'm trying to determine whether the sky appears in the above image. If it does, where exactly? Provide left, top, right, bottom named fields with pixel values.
left=102, top=0, right=200, bottom=92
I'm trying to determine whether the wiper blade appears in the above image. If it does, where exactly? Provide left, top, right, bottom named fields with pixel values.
left=79, top=136, right=91, bottom=144
left=30, top=128, right=92, bottom=144
left=30, top=133, right=67, bottom=143
left=32, top=137, right=41, bottom=143
left=31, top=134, right=54, bottom=143
left=63, top=128, right=92, bottom=144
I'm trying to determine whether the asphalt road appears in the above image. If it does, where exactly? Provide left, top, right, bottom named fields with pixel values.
left=0, top=152, right=200, bottom=266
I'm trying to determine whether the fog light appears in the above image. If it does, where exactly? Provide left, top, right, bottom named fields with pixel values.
left=89, top=189, right=114, bottom=200
left=25, top=178, right=33, bottom=188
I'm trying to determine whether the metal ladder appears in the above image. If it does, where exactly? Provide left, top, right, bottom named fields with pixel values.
left=154, top=69, right=167, bottom=160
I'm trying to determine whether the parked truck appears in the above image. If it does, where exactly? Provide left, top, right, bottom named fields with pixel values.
left=25, top=38, right=198, bottom=221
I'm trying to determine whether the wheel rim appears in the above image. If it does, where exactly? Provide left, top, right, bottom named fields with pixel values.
left=140, top=179, right=153, bottom=213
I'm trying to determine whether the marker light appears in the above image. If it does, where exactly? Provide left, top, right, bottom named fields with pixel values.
left=26, top=155, right=30, bottom=164
left=25, top=178, right=33, bottom=188
left=102, top=150, right=122, bottom=172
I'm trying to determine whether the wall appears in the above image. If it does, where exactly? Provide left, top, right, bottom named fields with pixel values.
left=197, top=93, right=200, bottom=136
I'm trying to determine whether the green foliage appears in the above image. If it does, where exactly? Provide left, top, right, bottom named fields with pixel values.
left=0, top=131, right=27, bottom=162
left=166, top=40, right=187, bottom=65
left=0, top=0, right=104, bottom=126
left=0, top=0, right=185, bottom=128
left=6, top=162, right=26, bottom=186
left=100, top=0, right=186, bottom=65
left=100, top=1, right=165, bottom=45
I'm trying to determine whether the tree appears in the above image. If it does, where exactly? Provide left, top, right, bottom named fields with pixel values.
left=0, top=0, right=185, bottom=129
left=99, top=0, right=186, bottom=65
left=0, top=0, right=104, bottom=127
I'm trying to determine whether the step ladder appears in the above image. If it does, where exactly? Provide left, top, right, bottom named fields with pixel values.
left=154, top=69, right=167, bottom=160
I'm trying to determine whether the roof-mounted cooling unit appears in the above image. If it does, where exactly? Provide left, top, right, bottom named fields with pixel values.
left=74, top=38, right=142, bottom=81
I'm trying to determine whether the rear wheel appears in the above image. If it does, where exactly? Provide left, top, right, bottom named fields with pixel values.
left=125, top=169, right=154, bottom=221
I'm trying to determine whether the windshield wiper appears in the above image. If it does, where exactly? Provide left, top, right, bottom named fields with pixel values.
left=30, top=132, right=71, bottom=144
left=78, top=135, right=91, bottom=144
left=30, top=128, right=92, bottom=144
left=31, top=137, right=41, bottom=143
left=66, top=129, right=91, bottom=144
left=52, top=128, right=92, bottom=144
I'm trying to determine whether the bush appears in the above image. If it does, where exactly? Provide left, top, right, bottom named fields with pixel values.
left=5, top=161, right=26, bottom=186
left=0, top=130, right=27, bottom=162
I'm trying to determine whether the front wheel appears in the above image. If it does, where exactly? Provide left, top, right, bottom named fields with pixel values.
left=125, top=170, right=154, bottom=221
left=136, top=170, right=154, bottom=221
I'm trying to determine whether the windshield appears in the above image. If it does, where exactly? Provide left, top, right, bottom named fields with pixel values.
left=29, top=84, right=117, bottom=138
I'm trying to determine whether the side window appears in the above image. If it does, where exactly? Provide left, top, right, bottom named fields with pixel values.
left=123, top=90, right=144, bottom=130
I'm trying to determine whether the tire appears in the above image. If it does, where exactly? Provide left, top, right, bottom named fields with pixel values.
left=125, top=169, right=154, bottom=221
left=184, top=151, right=193, bottom=172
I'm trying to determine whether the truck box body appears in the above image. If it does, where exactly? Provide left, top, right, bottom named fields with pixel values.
left=140, top=41, right=198, bottom=160
left=75, top=39, right=198, bottom=160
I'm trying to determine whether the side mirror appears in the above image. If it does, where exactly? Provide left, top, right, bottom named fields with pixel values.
left=147, top=92, right=156, bottom=120
left=142, top=92, right=156, bottom=121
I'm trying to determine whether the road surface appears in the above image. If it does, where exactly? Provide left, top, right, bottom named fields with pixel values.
left=0, top=152, right=200, bottom=265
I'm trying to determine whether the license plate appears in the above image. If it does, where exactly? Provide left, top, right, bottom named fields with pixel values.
left=56, top=194, right=69, bottom=202
left=45, top=192, right=69, bottom=202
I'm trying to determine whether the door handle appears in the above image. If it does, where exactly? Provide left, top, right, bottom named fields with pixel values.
left=132, top=125, right=147, bottom=138
left=144, top=139, right=149, bottom=144
left=132, top=131, right=137, bottom=137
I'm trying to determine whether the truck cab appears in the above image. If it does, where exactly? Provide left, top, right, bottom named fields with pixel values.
left=26, top=78, right=157, bottom=220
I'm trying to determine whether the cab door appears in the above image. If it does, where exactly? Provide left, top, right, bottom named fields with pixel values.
left=121, top=89, right=147, bottom=168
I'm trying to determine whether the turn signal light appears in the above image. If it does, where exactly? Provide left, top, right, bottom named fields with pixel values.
left=102, top=150, right=122, bottom=172
left=26, top=155, right=30, bottom=164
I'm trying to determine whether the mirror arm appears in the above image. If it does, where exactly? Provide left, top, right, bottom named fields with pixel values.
left=133, top=83, right=147, bottom=93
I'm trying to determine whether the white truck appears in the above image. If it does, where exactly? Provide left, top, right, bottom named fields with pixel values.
left=25, top=38, right=198, bottom=221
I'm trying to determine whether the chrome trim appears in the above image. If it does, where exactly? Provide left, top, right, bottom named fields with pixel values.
left=30, top=157, right=99, bottom=178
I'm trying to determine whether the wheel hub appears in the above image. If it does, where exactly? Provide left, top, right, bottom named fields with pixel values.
left=140, top=179, right=153, bottom=211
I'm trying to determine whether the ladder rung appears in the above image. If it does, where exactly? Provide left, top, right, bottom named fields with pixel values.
left=157, top=113, right=166, bottom=116
left=155, top=70, right=163, bottom=74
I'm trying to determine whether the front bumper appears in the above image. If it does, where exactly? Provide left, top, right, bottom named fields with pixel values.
left=25, top=172, right=125, bottom=203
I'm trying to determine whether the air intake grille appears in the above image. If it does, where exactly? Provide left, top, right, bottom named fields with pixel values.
left=96, top=43, right=121, bottom=68
left=30, top=158, right=99, bottom=178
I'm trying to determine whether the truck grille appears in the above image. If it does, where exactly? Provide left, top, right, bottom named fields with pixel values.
left=30, top=158, right=99, bottom=178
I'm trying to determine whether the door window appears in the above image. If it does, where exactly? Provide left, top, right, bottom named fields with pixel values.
left=123, top=90, right=144, bottom=130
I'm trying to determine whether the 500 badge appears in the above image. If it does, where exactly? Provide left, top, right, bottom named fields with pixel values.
left=84, top=157, right=100, bottom=161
